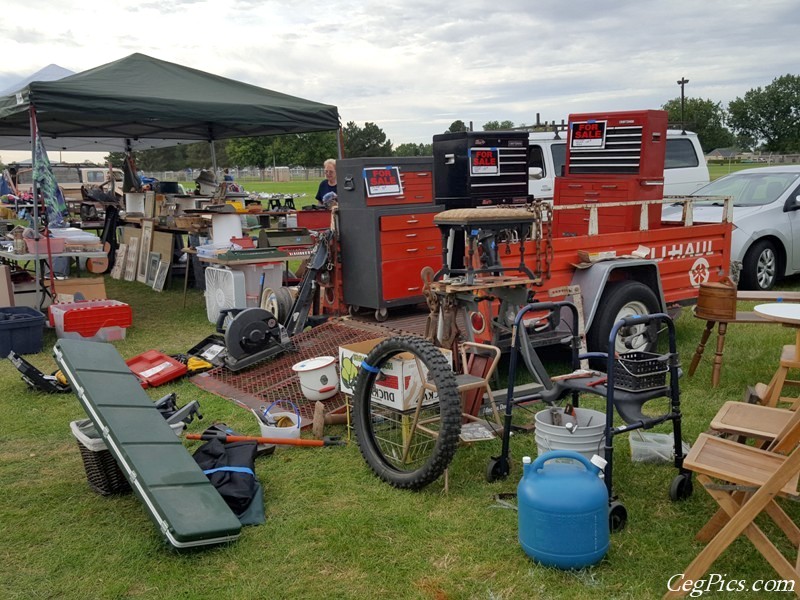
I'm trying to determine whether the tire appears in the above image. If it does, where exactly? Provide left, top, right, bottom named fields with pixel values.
left=741, top=239, right=778, bottom=291
left=353, top=336, right=462, bottom=490
left=587, top=281, right=660, bottom=355
left=273, top=287, right=294, bottom=322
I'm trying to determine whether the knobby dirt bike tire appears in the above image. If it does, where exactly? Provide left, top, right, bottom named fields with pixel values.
left=353, top=335, right=462, bottom=490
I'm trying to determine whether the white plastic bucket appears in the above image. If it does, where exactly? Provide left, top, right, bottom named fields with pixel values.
left=292, top=356, right=338, bottom=401
left=534, top=407, right=605, bottom=461
left=252, top=400, right=301, bottom=439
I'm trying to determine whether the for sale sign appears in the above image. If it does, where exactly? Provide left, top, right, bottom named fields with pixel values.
left=364, top=166, right=403, bottom=197
left=469, top=147, right=499, bottom=176
left=570, top=120, right=607, bottom=149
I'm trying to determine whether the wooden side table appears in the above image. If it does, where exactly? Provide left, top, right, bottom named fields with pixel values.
left=754, top=303, right=800, bottom=408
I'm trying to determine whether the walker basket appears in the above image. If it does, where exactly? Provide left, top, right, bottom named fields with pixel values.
left=613, top=352, right=668, bottom=392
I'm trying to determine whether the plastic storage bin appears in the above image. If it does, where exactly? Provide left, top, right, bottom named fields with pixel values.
left=629, top=431, right=691, bottom=463
left=25, top=237, right=66, bottom=254
left=48, top=300, right=132, bottom=342
left=0, top=307, right=46, bottom=355
left=126, top=350, right=188, bottom=388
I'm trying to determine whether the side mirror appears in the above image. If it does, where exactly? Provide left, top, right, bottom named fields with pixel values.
left=528, top=167, right=543, bottom=180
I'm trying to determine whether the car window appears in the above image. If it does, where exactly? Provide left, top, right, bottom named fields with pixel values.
left=693, top=172, right=800, bottom=206
left=550, top=142, right=566, bottom=177
left=52, top=167, right=81, bottom=183
left=85, top=171, right=106, bottom=183
left=528, top=145, right=546, bottom=175
left=665, top=138, right=699, bottom=169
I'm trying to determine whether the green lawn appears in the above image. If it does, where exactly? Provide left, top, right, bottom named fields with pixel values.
left=708, top=162, right=763, bottom=180
left=3, top=274, right=800, bottom=599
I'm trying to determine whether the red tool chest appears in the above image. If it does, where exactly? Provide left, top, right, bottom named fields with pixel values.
left=338, top=158, right=442, bottom=318
left=553, top=110, right=668, bottom=237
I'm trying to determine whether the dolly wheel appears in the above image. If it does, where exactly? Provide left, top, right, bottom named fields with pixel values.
left=486, top=456, right=510, bottom=482
left=669, top=473, right=694, bottom=501
left=375, top=307, right=389, bottom=322
left=347, top=305, right=360, bottom=317
left=609, top=500, right=628, bottom=532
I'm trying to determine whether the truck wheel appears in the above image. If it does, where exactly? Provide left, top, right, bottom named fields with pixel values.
left=741, top=240, right=777, bottom=291
left=587, top=281, right=660, bottom=355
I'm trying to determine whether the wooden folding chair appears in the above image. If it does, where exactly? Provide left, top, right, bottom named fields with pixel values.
left=665, top=417, right=800, bottom=598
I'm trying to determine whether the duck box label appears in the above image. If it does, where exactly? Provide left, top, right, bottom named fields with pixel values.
left=338, top=337, right=453, bottom=412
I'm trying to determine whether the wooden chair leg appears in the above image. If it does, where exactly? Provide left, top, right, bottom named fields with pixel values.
left=765, top=366, right=790, bottom=408
left=711, top=322, right=727, bottom=388
left=689, top=320, right=715, bottom=377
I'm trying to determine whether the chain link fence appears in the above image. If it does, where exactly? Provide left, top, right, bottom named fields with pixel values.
left=143, top=167, right=325, bottom=183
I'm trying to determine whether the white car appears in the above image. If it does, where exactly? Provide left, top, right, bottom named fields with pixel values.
left=663, top=166, right=800, bottom=290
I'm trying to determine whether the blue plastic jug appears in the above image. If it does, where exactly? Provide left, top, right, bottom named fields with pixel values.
left=518, top=450, right=609, bottom=569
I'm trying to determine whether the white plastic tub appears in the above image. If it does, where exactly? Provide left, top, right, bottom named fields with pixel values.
left=292, top=356, right=339, bottom=401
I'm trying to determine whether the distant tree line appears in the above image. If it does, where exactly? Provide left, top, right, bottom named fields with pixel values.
left=98, top=74, right=799, bottom=171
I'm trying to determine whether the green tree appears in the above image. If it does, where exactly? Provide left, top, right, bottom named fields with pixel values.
left=394, top=142, right=432, bottom=157
left=661, top=97, right=735, bottom=152
left=482, top=120, right=515, bottom=130
left=727, top=74, right=800, bottom=152
left=446, top=120, right=468, bottom=133
left=227, top=132, right=337, bottom=168
left=342, top=121, right=392, bottom=157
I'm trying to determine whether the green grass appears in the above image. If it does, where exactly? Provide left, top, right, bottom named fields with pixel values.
left=4, top=275, right=800, bottom=599
left=708, top=163, right=763, bottom=180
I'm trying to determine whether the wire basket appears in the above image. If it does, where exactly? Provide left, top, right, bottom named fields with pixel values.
left=70, top=420, right=131, bottom=496
left=613, top=352, right=668, bottom=392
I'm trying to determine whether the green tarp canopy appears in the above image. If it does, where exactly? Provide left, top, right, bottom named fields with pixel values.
left=0, top=53, right=339, bottom=153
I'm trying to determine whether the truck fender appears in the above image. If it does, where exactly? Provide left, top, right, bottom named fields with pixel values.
left=569, top=259, right=667, bottom=333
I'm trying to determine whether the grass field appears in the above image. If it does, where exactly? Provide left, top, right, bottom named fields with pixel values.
left=2, top=166, right=799, bottom=599
left=5, top=271, right=800, bottom=599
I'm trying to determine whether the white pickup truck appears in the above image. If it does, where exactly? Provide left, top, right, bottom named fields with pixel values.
left=528, top=128, right=709, bottom=200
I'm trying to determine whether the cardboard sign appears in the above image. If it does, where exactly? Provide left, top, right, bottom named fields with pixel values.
left=364, top=167, right=403, bottom=197
left=570, top=120, right=607, bottom=149
left=469, top=147, right=499, bottom=175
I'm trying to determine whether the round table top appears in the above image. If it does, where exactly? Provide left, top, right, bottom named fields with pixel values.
left=754, top=303, right=800, bottom=325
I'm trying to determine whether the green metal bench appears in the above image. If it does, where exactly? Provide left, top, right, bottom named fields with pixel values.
left=54, top=339, right=242, bottom=549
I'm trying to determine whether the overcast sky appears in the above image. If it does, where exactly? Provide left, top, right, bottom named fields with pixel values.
left=1, top=0, right=798, bottom=163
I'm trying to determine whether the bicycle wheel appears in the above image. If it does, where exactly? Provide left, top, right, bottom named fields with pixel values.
left=353, top=336, right=462, bottom=490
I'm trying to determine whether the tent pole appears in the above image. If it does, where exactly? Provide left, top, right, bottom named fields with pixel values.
left=209, top=134, right=217, bottom=173
left=337, top=127, right=344, bottom=159
left=28, top=107, right=43, bottom=310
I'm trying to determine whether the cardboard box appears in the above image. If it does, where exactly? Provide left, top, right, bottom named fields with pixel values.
left=52, top=277, right=107, bottom=303
left=339, top=337, right=453, bottom=412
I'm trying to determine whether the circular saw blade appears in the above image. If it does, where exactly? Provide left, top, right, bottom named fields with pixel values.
left=224, top=308, right=279, bottom=360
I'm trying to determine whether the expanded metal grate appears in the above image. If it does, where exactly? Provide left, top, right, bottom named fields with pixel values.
left=192, top=318, right=421, bottom=421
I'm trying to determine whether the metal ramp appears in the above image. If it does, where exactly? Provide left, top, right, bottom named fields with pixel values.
left=54, top=339, right=242, bottom=549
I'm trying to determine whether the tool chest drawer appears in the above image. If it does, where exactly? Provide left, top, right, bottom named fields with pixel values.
left=380, top=212, right=437, bottom=231
left=381, top=256, right=440, bottom=301
left=381, top=227, right=441, bottom=245
left=380, top=238, right=441, bottom=261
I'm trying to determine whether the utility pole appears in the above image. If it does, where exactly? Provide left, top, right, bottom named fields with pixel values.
left=677, top=77, right=689, bottom=135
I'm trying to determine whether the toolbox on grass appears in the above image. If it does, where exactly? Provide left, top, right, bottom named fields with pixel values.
left=126, top=350, right=188, bottom=388
left=55, top=339, right=242, bottom=549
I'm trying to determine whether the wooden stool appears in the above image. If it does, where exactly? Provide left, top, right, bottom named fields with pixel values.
left=688, top=311, right=767, bottom=387
left=688, top=281, right=738, bottom=386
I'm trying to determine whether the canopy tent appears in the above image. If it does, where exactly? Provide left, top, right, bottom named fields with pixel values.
left=0, top=53, right=340, bottom=153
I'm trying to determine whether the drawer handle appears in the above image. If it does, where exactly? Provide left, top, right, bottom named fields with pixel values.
left=405, top=233, right=418, bottom=238
left=407, top=219, right=419, bottom=224
left=396, top=195, right=405, bottom=199
left=407, top=286, right=421, bottom=292
left=585, top=191, right=599, bottom=196
left=417, top=172, right=430, bottom=177
left=414, top=195, right=425, bottom=199
left=406, top=248, right=419, bottom=253
left=600, top=184, right=618, bottom=189
left=568, top=184, right=583, bottom=189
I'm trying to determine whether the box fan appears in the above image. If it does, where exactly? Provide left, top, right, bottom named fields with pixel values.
left=204, top=266, right=246, bottom=323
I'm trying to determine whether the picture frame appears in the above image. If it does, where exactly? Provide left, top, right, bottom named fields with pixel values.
left=124, top=237, right=139, bottom=281
left=136, top=219, right=154, bottom=283
left=152, top=260, right=169, bottom=292
left=110, top=243, right=127, bottom=280
left=146, top=252, right=161, bottom=286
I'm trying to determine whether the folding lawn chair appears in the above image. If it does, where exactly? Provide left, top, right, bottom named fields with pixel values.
left=665, top=414, right=800, bottom=598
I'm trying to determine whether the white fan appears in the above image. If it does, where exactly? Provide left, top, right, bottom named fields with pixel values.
left=204, top=266, right=247, bottom=323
